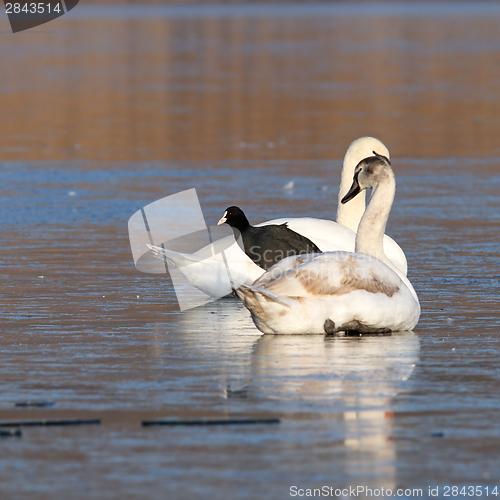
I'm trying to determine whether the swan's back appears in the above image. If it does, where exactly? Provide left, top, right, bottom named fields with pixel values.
left=253, top=251, right=402, bottom=298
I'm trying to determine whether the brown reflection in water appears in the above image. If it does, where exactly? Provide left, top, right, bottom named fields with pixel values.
left=1, top=8, right=500, bottom=162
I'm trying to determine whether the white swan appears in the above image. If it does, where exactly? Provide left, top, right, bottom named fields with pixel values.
left=235, top=153, right=420, bottom=335
left=149, top=137, right=407, bottom=298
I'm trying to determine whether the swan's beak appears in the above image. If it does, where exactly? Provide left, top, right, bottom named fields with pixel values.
left=217, top=212, right=227, bottom=225
left=341, top=175, right=361, bottom=204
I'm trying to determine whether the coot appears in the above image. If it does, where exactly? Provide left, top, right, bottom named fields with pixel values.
left=217, top=206, right=322, bottom=270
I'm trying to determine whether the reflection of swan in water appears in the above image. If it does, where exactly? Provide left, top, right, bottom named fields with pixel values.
left=173, top=302, right=419, bottom=408
left=244, top=332, right=419, bottom=491
left=173, top=299, right=261, bottom=399
left=175, top=298, right=261, bottom=340
left=249, top=332, right=419, bottom=405
left=172, top=304, right=419, bottom=488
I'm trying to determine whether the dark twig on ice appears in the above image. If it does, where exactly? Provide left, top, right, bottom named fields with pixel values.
left=142, top=417, right=280, bottom=427
left=0, top=419, right=101, bottom=427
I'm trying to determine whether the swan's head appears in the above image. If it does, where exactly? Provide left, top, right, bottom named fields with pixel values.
left=344, top=137, right=390, bottom=168
left=341, top=151, right=392, bottom=204
left=217, top=206, right=250, bottom=230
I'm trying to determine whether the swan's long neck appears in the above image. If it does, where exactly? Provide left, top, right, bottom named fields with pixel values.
left=337, top=153, right=366, bottom=231
left=355, top=169, right=396, bottom=267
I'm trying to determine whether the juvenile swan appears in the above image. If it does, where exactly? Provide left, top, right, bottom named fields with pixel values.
left=148, top=137, right=407, bottom=298
left=235, top=153, right=420, bottom=335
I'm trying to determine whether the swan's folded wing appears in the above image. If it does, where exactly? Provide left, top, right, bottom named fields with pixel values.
left=259, top=252, right=401, bottom=298
left=252, top=253, right=320, bottom=288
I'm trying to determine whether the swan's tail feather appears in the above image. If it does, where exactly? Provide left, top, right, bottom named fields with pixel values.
left=235, top=285, right=292, bottom=322
left=147, top=244, right=204, bottom=269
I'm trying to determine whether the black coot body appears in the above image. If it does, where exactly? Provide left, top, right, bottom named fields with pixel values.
left=217, top=206, right=322, bottom=270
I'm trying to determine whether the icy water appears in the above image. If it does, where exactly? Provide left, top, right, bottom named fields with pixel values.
left=1, top=2, right=500, bottom=499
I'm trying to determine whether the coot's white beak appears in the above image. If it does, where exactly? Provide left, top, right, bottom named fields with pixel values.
left=217, top=212, right=227, bottom=225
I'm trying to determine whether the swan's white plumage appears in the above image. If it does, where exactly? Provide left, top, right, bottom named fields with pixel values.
left=236, top=252, right=419, bottom=334
left=235, top=155, right=420, bottom=335
left=149, top=137, right=407, bottom=298
left=148, top=242, right=259, bottom=298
